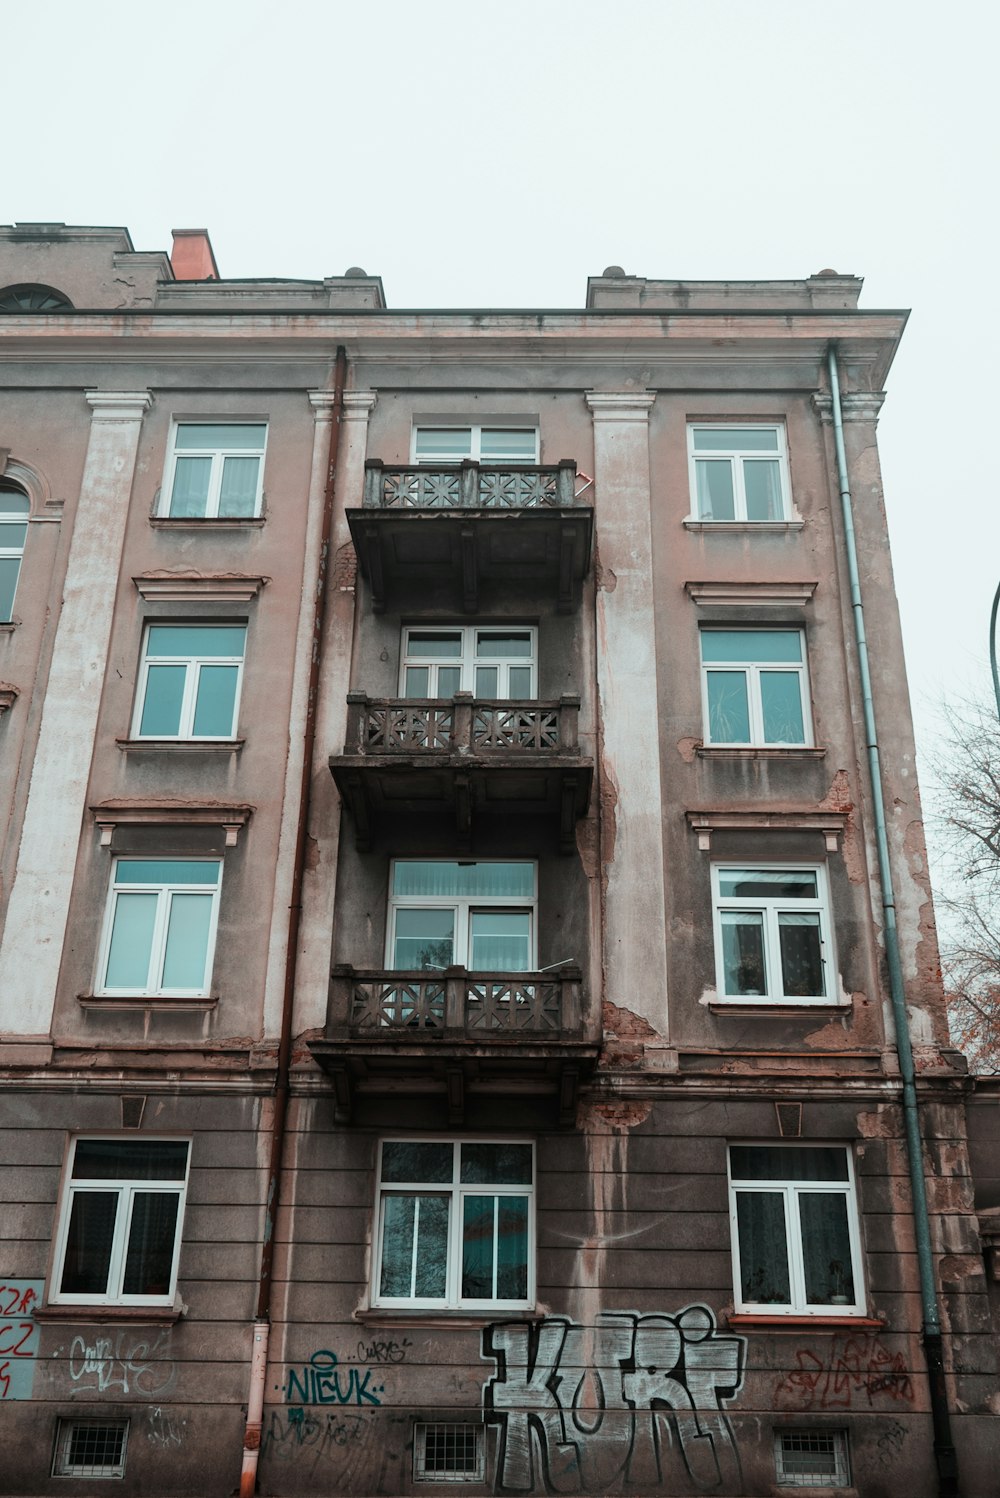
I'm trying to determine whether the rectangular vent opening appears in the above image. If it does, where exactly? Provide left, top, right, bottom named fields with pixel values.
left=775, top=1428, right=849, bottom=1488
left=54, top=1419, right=129, bottom=1479
left=414, top=1422, right=484, bottom=1482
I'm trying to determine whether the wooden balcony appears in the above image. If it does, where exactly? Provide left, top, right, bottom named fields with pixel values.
left=330, top=693, right=592, bottom=852
left=348, top=460, right=593, bottom=613
left=309, top=964, right=599, bottom=1125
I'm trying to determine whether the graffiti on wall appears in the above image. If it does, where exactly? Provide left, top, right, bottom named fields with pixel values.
left=775, top=1333, right=915, bottom=1411
left=0, top=1280, right=43, bottom=1400
left=482, top=1306, right=746, bottom=1493
left=67, top=1328, right=175, bottom=1398
left=278, top=1348, right=393, bottom=1408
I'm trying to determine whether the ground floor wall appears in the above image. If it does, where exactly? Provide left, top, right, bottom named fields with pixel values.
left=0, top=1074, right=996, bottom=1496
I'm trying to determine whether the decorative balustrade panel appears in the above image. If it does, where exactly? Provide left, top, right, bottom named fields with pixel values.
left=368, top=466, right=572, bottom=510
left=380, top=469, right=462, bottom=508
left=350, top=978, right=446, bottom=1030
left=465, top=980, right=563, bottom=1032
left=472, top=706, right=560, bottom=750
left=476, top=470, right=560, bottom=508
left=363, top=703, right=454, bottom=751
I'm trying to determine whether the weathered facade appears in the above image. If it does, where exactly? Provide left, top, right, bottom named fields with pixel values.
left=0, top=224, right=995, bottom=1496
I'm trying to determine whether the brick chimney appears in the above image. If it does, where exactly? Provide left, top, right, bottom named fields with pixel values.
left=170, top=228, right=220, bottom=281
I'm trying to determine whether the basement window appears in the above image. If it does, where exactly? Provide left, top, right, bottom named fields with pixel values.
left=53, top=1419, right=129, bottom=1478
left=413, top=1422, right=485, bottom=1481
left=774, top=1428, right=850, bottom=1487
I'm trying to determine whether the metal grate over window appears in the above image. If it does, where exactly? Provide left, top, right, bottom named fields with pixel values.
left=775, top=1428, right=849, bottom=1487
left=53, top=1419, right=129, bottom=1479
left=414, top=1422, right=484, bottom=1482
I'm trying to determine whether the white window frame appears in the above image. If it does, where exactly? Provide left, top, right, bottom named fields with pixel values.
left=96, top=858, right=223, bottom=997
left=387, top=860, right=537, bottom=971
left=700, top=628, right=812, bottom=747
left=131, top=623, right=246, bottom=740
left=53, top=1419, right=131, bottom=1479
left=411, top=424, right=539, bottom=465
left=399, top=625, right=537, bottom=699
left=711, top=863, right=833, bottom=1005
left=687, top=423, right=791, bottom=522
left=0, top=482, right=29, bottom=623
left=728, top=1143, right=865, bottom=1317
left=159, top=421, right=267, bottom=518
left=372, top=1138, right=535, bottom=1311
left=51, top=1137, right=190, bottom=1308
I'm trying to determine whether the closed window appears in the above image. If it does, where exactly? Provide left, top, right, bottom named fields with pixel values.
left=774, top=1429, right=850, bottom=1488
left=132, top=625, right=246, bottom=739
left=688, top=425, right=790, bottom=521
left=412, top=426, right=538, bottom=465
left=0, top=482, right=29, bottom=622
left=97, top=859, right=222, bottom=997
left=701, top=629, right=810, bottom=746
left=728, top=1145, right=864, bottom=1315
left=161, top=423, right=266, bottom=518
left=374, top=1139, right=533, bottom=1310
left=53, top=1420, right=129, bottom=1479
left=388, top=861, right=535, bottom=973
left=53, top=1138, right=189, bottom=1306
left=712, top=866, right=830, bottom=1002
left=401, top=626, right=535, bottom=699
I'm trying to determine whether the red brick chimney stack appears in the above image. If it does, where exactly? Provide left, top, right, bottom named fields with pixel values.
left=170, top=228, right=220, bottom=281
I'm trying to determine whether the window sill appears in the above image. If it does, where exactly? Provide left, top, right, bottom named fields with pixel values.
left=149, top=516, right=265, bottom=529
left=708, top=1001, right=850, bottom=1015
left=115, top=738, right=245, bottom=754
left=34, top=1304, right=182, bottom=1325
left=357, top=1308, right=536, bottom=1329
left=696, top=746, right=825, bottom=760
left=0, top=621, right=19, bottom=632
left=78, top=994, right=218, bottom=1011
left=728, top=1314, right=882, bottom=1330
left=683, top=518, right=805, bottom=532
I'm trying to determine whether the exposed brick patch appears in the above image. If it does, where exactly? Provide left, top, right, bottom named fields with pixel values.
left=332, top=541, right=357, bottom=590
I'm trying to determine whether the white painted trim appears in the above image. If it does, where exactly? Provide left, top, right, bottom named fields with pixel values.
left=95, top=858, right=222, bottom=997
left=710, top=863, right=835, bottom=1005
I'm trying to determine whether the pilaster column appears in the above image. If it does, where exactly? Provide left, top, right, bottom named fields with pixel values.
left=585, top=392, right=671, bottom=1040
left=0, top=391, right=152, bottom=1035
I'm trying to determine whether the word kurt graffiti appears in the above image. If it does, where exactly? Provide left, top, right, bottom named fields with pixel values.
left=775, top=1333, right=915, bottom=1411
left=282, top=1350, right=384, bottom=1407
left=0, top=1280, right=43, bottom=1401
left=483, top=1306, right=746, bottom=1493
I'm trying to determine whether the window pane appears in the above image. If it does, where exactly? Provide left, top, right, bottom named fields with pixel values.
left=720, top=911, right=767, bottom=996
left=175, top=424, right=266, bottom=450
left=138, top=665, right=186, bottom=736
left=0, top=521, right=28, bottom=548
left=702, top=631, right=802, bottom=664
left=73, top=1141, right=189, bottom=1181
left=461, top=1143, right=532, bottom=1185
left=509, top=667, right=532, bottom=698
left=438, top=666, right=462, bottom=697
left=382, top=1142, right=453, bottom=1183
left=393, top=862, right=534, bottom=899
left=393, top=908, right=455, bottom=970
left=718, top=869, right=818, bottom=900
left=380, top=1195, right=449, bottom=1297
left=497, top=1197, right=529, bottom=1298
left=414, top=429, right=472, bottom=462
left=146, top=626, right=246, bottom=658
left=800, top=1192, right=855, bottom=1304
left=407, top=631, right=463, bottom=657
left=192, top=664, right=239, bottom=736
left=695, top=459, right=735, bottom=520
left=161, top=893, right=214, bottom=989
left=693, top=427, right=780, bottom=452
left=0, top=557, right=22, bottom=621
left=480, top=430, right=537, bottom=462
left=169, top=456, right=211, bottom=517
left=404, top=666, right=429, bottom=698
left=744, top=458, right=784, bottom=520
left=379, top=1196, right=416, bottom=1296
left=105, top=893, right=158, bottom=989
left=0, top=488, right=30, bottom=516
left=779, top=912, right=825, bottom=996
left=122, top=1191, right=179, bottom=1295
left=462, top=1195, right=495, bottom=1298
left=761, top=672, right=805, bottom=743
left=736, top=1191, right=791, bottom=1303
left=115, top=861, right=219, bottom=886
left=707, top=671, right=751, bottom=742
left=60, top=1192, right=117, bottom=1294
left=470, top=911, right=531, bottom=970
left=477, top=632, right=533, bottom=658
left=730, top=1146, right=849, bottom=1183
left=475, top=666, right=499, bottom=697
left=219, top=456, right=260, bottom=517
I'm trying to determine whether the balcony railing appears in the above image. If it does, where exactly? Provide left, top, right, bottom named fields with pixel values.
left=343, top=693, right=579, bottom=757
left=363, top=459, right=579, bottom=510
left=330, top=965, right=583, bottom=1037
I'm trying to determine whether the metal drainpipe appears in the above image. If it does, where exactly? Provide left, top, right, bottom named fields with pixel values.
left=827, top=344, right=958, bottom=1495
left=239, top=346, right=348, bottom=1498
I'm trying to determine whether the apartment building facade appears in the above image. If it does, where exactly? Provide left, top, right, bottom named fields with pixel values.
left=0, top=224, right=994, bottom=1497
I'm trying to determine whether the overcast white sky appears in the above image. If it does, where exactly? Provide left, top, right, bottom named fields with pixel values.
left=6, top=0, right=997, bottom=895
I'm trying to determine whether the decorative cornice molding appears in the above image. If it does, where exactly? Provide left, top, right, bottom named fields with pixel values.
left=686, top=808, right=847, bottom=852
left=812, top=391, right=886, bottom=425
left=585, top=391, right=656, bottom=420
left=84, top=389, right=153, bottom=421
left=341, top=390, right=379, bottom=420
left=132, top=572, right=269, bottom=603
left=685, top=580, right=819, bottom=607
left=91, top=801, right=254, bottom=847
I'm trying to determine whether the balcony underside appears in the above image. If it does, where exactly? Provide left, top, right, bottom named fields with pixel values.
left=347, top=507, right=594, bottom=613
left=330, top=755, right=593, bottom=852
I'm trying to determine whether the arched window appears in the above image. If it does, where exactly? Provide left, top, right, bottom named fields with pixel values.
left=0, top=483, right=30, bottom=621
left=0, top=283, right=74, bottom=312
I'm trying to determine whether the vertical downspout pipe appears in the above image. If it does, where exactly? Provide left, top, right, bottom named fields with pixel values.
left=239, top=346, right=348, bottom=1498
left=828, top=345, right=958, bottom=1496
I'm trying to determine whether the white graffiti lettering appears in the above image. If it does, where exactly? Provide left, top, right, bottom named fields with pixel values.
left=68, top=1329, right=175, bottom=1398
